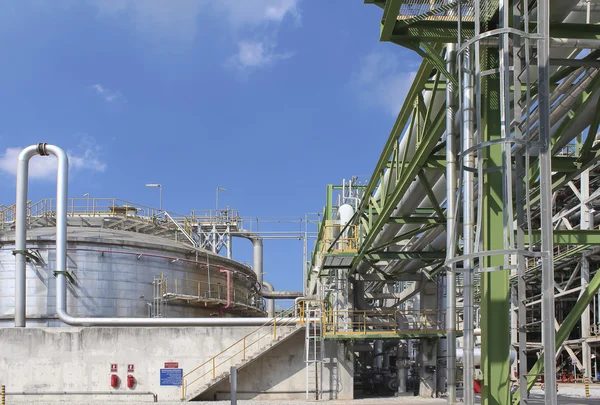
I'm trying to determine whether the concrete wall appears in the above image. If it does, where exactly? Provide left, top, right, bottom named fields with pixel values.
left=0, top=326, right=300, bottom=402
left=201, top=333, right=354, bottom=401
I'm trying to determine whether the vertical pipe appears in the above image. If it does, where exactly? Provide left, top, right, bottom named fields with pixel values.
left=538, top=0, right=558, bottom=402
left=445, top=42, right=457, bottom=405
left=581, top=171, right=592, bottom=383
left=47, top=145, right=69, bottom=327
left=462, top=45, right=475, bottom=405
left=15, top=144, right=45, bottom=327
left=230, top=367, right=237, bottom=405
left=253, top=238, right=263, bottom=288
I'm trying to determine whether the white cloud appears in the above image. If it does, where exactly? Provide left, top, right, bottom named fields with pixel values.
left=214, top=0, right=300, bottom=26
left=88, top=0, right=300, bottom=71
left=353, top=51, right=418, bottom=116
left=231, top=40, right=292, bottom=70
left=0, top=136, right=107, bottom=181
left=92, top=84, right=124, bottom=103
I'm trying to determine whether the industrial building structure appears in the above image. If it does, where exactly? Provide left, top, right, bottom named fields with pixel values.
left=1, top=1, right=600, bottom=405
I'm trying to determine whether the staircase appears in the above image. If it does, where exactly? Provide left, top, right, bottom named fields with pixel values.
left=181, top=305, right=304, bottom=401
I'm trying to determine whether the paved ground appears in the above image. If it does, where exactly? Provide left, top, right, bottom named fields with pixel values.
left=9, top=384, right=599, bottom=404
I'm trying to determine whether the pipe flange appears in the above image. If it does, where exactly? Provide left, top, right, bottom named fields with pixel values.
left=37, top=143, right=49, bottom=156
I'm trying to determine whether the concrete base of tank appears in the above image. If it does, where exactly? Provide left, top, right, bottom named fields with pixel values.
left=0, top=326, right=353, bottom=402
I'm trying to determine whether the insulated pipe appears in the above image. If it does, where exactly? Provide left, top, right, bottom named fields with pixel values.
left=253, top=238, right=263, bottom=287
left=14, top=144, right=44, bottom=327
left=262, top=281, right=275, bottom=317
left=462, top=45, right=476, bottom=405
left=15, top=144, right=291, bottom=327
left=261, top=290, right=303, bottom=299
left=445, top=42, right=457, bottom=405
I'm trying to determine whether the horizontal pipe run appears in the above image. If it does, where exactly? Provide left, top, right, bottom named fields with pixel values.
left=261, top=291, right=304, bottom=299
left=5, top=392, right=157, bottom=402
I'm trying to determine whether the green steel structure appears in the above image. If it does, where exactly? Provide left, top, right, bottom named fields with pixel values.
left=309, top=1, right=600, bottom=404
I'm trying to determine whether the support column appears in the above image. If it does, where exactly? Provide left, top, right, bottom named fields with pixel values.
left=480, top=54, right=511, bottom=405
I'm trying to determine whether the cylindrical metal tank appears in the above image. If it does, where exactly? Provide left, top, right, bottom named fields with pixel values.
left=0, top=227, right=263, bottom=327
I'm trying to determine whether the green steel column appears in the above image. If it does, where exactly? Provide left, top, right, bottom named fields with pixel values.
left=480, top=57, right=511, bottom=405
left=326, top=184, right=333, bottom=220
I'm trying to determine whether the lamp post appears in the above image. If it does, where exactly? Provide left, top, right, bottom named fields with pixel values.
left=83, top=193, right=90, bottom=213
left=146, top=184, right=162, bottom=211
left=216, top=187, right=226, bottom=216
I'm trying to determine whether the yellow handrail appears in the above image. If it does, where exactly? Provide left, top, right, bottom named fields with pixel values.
left=180, top=303, right=299, bottom=400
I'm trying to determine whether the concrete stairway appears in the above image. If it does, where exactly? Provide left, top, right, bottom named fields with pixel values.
left=184, top=324, right=304, bottom=401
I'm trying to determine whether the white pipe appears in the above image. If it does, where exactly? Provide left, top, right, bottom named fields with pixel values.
left=14, top=144, right=44, bottom=327
left=262, top=281, right=275, bottom=317
left=15, top=144, right=292, bottom=327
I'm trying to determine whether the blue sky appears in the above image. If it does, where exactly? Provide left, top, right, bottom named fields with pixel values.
left=0, top=0, right=420, bottom=295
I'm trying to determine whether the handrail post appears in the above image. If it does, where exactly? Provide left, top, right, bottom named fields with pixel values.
left=273, top=317, right=277, bottom=340
left=212, top=358, right=215, bottom=379
left=243, top=337, right=246, bottom=360
left=181, top=379, right=185, bottom=401
left=363, top=311, right=367, bottom=334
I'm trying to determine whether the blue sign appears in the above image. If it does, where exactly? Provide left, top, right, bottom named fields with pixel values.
left=160, top=368, right=183, bottom=386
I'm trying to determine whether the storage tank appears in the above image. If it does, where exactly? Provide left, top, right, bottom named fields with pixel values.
left=0, top=205, right=264, bottom=327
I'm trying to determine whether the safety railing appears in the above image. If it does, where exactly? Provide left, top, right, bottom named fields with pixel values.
left=322, top=309, right=453, bottom=336
left=322, top=221, right=358, bottom=253
left=181, top=303, right=299, bottom=400
left=190, top=208, right=241, bottom=226
left=159, top=276, right=263, bottom=311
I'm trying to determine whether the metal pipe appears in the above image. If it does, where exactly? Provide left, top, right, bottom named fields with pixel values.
left=4, top=391, right=158, bottom=402
left=261, top=290, right=303, bottom=299
left=15, top=144, right=42, bottom=327
left=462, top=44, right=475, bottom=405
left=14, top=144, right=288, bottom=327
left=263, top=281, right=275, bottom=317
left=445, top=42, right=457, bottom=405
left=253, top=237, right=263, bottom=287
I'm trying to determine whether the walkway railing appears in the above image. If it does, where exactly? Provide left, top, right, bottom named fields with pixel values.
left=322, top=309, right=455, bottom=337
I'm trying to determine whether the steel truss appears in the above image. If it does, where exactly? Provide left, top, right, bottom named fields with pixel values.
left=307, top=1, right=600, bottom=405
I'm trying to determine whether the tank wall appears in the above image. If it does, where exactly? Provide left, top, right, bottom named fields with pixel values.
left=0, top=236, right=261, bottom=327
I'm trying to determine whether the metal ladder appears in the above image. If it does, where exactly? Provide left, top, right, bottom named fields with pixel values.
left=305, top=301, right=324, bottom=400
left=152, top=273, right=167, bottom=318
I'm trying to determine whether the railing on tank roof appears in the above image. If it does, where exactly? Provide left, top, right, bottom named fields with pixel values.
left=189, top=208, right=241, bottom=225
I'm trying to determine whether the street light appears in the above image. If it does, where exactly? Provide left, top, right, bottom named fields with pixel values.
left=216, top=187, right=226, bottom=216
left=83, top=193, right=90, bottom=212
left=146, top=183, right=162, bottom=211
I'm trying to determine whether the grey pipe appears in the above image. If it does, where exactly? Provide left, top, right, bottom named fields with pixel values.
left=445, top=42, right=457, bottom=405
left=15, top=144, right=295, bottom=327
left=15, top=144, right=43, bottom=327
left=5, top=391, right=158, bottom=402
left=261, top=291, right=303, bottom=299
left=462, top=45, right=475, bottom=405
left=262, top=281, right=275, bottom=317
left=253, top=238, right=263, bottom=287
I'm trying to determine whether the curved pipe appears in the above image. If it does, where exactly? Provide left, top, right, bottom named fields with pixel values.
left=233, top=232, right=263, bottom=288
left=15, top=144, right=44, bottom=327
left=262, top=281, right=275, bottom=317
left=15, top=144, right=287, bottom=327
